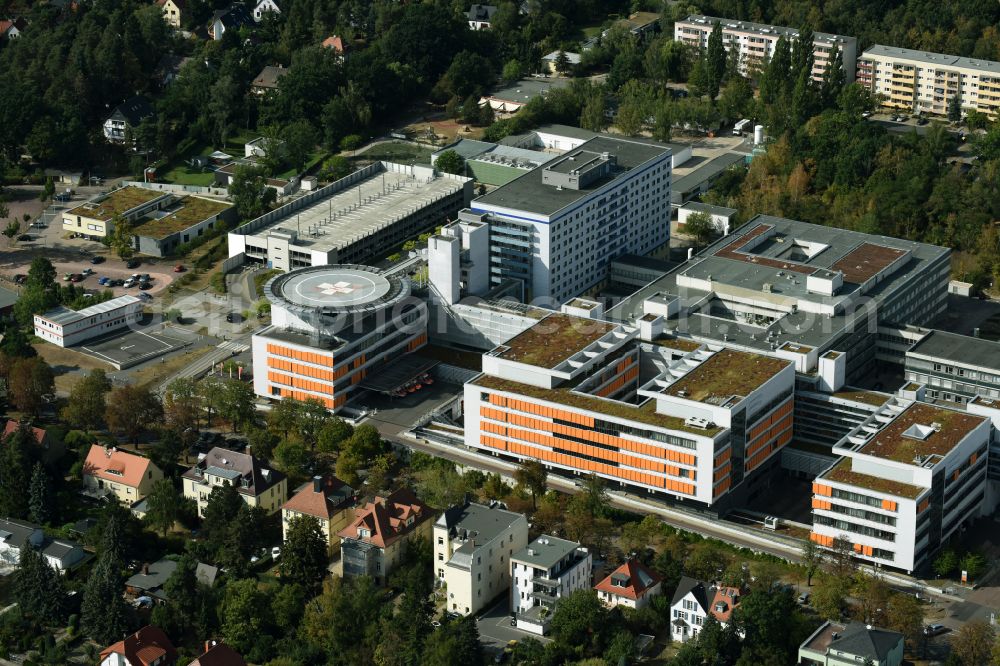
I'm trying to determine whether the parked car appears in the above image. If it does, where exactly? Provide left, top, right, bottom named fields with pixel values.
left=797, top=592, right=810, bottom=604
left=69, top=274, right=83, bottom=282
left=226, top=313, right=242, bottom=323
left=271, top=546, right=281, bottom=560
left=138, top=281, right=152, bottom=290
left=108, top=279, right=124, bottom=287
left=123, top=278, right=136, bottom=288
left=13, top=274, right=26, bottom=285
left=81, top=268, right=94, bottom=277
left=917, top=116, right=929, bottom=125
left=90, top=255, right=105, bottom=264
left=126, top=258, right=140, bottom=269
left=62, top=273, right=73, bottom=281
left=138, top=292, right=152, bottom=302
left=139, top=273, right=151, bottom=283
left=174, top=264, right=186, bottom=272
left=924, top=624, right=946, bottom=636
left=17, top=234, right=31, bottom=242
left=97, top=277, right=109, bottom=286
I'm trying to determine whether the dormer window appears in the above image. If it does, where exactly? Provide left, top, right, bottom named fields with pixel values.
left=406, top=517, right=414, bottom=526
left=715, top=603, right=726, bottom=613
left=358, top=528, right=370, bottom=538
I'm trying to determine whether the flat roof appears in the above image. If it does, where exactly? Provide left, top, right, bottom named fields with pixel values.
left=484, top=78, right=569, bottom=105
left=474, top=135, right=671, bottom=218
left=679, top=15, right=855, bottom=44
left=133, top=196, right=232, bottom=240
left=831, top=242, right=907, bottom=283
left=37, top=295, right=141, bottom=326
left=512, top=534, right=581, bottom=569
left=908, top=329, right=1000, bottom=370
left=832, top=390, right=891, bottom=407
left=65, top=186, right=166, bottom=222
left=862, top=44, right=1000, bottom=76
left=493, top=313, right=615, bottom=368
left=472, top=374, right=721, bottom=435
left=264, top=264, right=411, bottom=316
left=241, top=164, right=466, bottom=254
left=858, top=402, right=986, bottom=464
left=682, top=201, right=738, bottom=216
left=671, top=151, right=745, bottom=197
left=661, top=349, right=789, bottom=403
left=822, top=458, right=925, bottom=499
left=432, top=139, right=495, bottom=161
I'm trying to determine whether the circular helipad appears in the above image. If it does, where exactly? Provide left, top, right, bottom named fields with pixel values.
left=264, top=264, right=410, bottom=315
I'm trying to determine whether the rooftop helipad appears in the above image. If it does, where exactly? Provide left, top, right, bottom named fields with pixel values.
left=263, top=265, right=410, bottom=315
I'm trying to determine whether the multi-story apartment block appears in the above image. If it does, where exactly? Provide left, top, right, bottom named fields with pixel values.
left=511, top=535, right=592, bottom=635
left=810, top=400, right=990, bottom=573
left=251, top=265, right=428, bottom=412
left=857, top=45, right=1000, bottom=118
left=464, top=311, right=795, bottom=510
left=433, top=500, right=529, bottom=616
left=670, top=576, right=742, bottom=644
left=904, top=329, right=1000, bottom=405
left=281, top=475, right=355, bottom=554
left=468, top=135, right=672, bottom=303
left=182, top=447, right=288, bottom=518
left=674, top=15, right=857, bottom=82
left=608, top=215, right=951, bottom=386
left=338, top=489, right=433, bottom=586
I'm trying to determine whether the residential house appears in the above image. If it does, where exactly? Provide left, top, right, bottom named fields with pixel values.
left=321, top=35, right=348, bottom=61
left=337, top=488, right=433, bottom=586
left=0, top=518, right=86, bottom=573
left=670, top=576, right=742, bottom=644
left=156, top=0, right=184, bottom=28
left=467, top=4, right=497, bottom=30
left=188, top=641, right=247, bottom=666
left=511, top=535, right=592, bottom=635
left=281, top=475, right=355, bottom=554
left=182, top=447, right=287, bottom=518
left=83, top=445, right=164, bottom=508
left=606, top=11, right=661, bottom=40
left=251, top=65, right=286, bottom=95
left=188, top=641, right=246, bottom=666
left=209, top=3, right=252, bottom=41
left=104, top=95, right=154, bottom=144
left=41, top=539, right=88, bottom=573
left=0, top=18, right=26, bottom=39
left=3, top=420, right=65, bottom=465
left=798, top=621, right=905, bottom=666
left=252, top=0, right=279, bottom=21
left=434, top=500, right=528, bottom=616
left=541, top=50, right=581, bottom=75
left=594, top=558, right=663, bottom=609
left=125, top=558, right=218, bottom=603
left=99, top=625, right=177, bottom=666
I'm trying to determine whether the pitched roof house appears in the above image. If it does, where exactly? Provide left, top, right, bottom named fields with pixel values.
left=209, top=3, right=252, bottom=41
left=104, top=95, right=155, bottom=144
left=337, top=488, right=433, bottom=585
left=0, top=18, right=26, bottom=39
left=182, top=446, right=287, bottom=516
left=252, top=0, right=279, bottom=21
left=188, top=640, right=246, bottom=666
left=3, top=420, right=65, bottom=464
left=467, top=4, right=497, bottom=29
left=82, top=445, right=164, bottom=508
left=670, top=576, right=743, bottom=644
left=251, top=65, right=286, bottom=94
left=156, top=0, right=184, bottom=28
left=799, top=621, right=905, bottom=666
left=125, top=557, right=219, bottom=603
left=282, top=475, right=355, bottom=553
left=321, top=34, right=349, bottom=61
left=594, top=558, right=662, bottom=609
left=99, top=625, right=177, bottom=666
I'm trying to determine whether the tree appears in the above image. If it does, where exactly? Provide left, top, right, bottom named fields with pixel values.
left=343, top=424, right=382, bottom=462
left=948, top=93, right=963, bottom=122
left=267, top=396, right=301, bottom=439
left=317, top=417, right=353, bottom=453
left=960, top=552, right=987, bottom=581
left=201, top=481, right=244, bottom=543
left=81, top=553, right=129, bottom=644
left=106, top=384, right=162, bottom=442
left=220, top=579, right=272, bottom=654
left=274, top=440, right=312, bottom=478
left=555, top=50, right=571, bottom=75
left=218, top=379, right=256, bottom=433
left=164, top=377, right=201, bottom=431
left=683, top=211, right=716, bottom=245
left=282, top=120, right=316, bottom=172
left=296, top=398, right=329, bottom=450
left=13, top=546, right=64, bottom=624
left=61, top=369, right=112, bottom=431
left=802, top=539, right=822, bottom=586
left=246, top=426, right=279, bottom=461
left=951, top=620, right=995, bottom=666
left=514, top=459, right=546, bottom=510
left=144, top=478, right=183, bottom=536
left=282, top=516, right=329, bottom=594
left=422, top=616, right=483, bottom=665
left=885, top=592, right=923, bottom=645
left=706, top=21, right=726, bottom=99
left=27, top=463, right=49, bottom=525
left=435, top=150, right=464, bottom=175
left=821, top=44, right=846, bottom=107
left=108, top=213, right=135, bottom=260
left=2, top=220, right=19, bottom=242
left=733, top=587, right=798, bottom=663
left=9, top=357, right=54, bottom=415
left=933, top=549, right=959, bottom=578
left=548, top=589, right=609, bottom=656
left=718, top=76, right=753, bottom=122
left=580, top=89, right=606, bottom=132
left=580, top=473, right=609, bottom=517
left=229, top=165, right=277, bottom=221
left=501, top=59, right=523, bottom=83
left=26, top=256, right=56, bottom=292
left=687, top=57, right=711, bottom=99
left=829, top=535, right=856, bottom=577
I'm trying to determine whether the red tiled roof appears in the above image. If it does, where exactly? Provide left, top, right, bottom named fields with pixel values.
left=322, top=35, right=345, bottom=52
left=4, top=420, right=48, bottom=447
left=100, top=626, right=177, bottom=666
left=594, top=558, right=662, bottom=600
left=189, top=641, right=246, bottom=666
left=84, top=444, right=153, bottom=489
left=337, top=487, right=431, bottom=548
left=282, top=476, right=353, bottom=519
left=708, top=585, right=741, bottom=623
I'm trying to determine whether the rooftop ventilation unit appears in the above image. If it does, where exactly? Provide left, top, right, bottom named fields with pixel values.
left=684, top=416, right=713, bottom=430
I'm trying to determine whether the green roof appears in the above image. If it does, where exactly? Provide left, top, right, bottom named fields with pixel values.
left=66, top=186, right=166, bottom=222
left=823, top=459, right=925, bottom=499
left=496, top=314, right=616, bottom=369
left=471, top=374, right=721, bottom=436
left=133, top=196, right=232, bottom=240
left=662, top=349, right=789, bottom=404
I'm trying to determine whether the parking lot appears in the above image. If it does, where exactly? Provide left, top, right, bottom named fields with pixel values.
left=78, top=321, right=196, bottom=369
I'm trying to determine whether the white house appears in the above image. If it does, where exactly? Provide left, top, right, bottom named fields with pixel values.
left=0, top=518, right=86, bottom=574
left=678, top=201, right=737, bottom=236
left=670, top=576, right=742, bottom=644
left=467, top=4, right=497, bottom=29
left=511, top=535, right=591, bottom=635
left=252, top=0, right=279, bottom=21
left=799, top=621, right=905, bottom=666
left=34, top=295, right=143, bottom=348
left=434, top=500, right=528, bottom=616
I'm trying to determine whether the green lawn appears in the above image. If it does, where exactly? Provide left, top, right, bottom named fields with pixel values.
left=582, top=24, right=604, bottom=37
left=274, top=151, right=328, bottom=179
left=158, top=164, right=216, bottom=186
left=355, top=141, right=434, bottom=165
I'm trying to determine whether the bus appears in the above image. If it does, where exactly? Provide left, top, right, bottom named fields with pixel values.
left=733, top=118, right=751, bottom=135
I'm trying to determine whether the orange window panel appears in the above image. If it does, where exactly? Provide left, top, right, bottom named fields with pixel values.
left=970, top=453, right=978, bottom=465
left=811, top=498, right=832, bottom=510
left=812, top=483, right=832, bottom=497
left=881, top=499, right=897, bottom=512
left=917, top=498, right=930, bottom=513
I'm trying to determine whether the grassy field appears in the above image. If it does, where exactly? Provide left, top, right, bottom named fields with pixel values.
left=158, top=163, right=216, bottom=186
left=355, top=141, right=434, bottom=165
left=275, top=150, right=328, bottom=179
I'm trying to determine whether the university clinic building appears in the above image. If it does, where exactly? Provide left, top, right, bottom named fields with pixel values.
left=464, top=311, right=795, bottom=510
left=251, top=265, right=428, bottom=411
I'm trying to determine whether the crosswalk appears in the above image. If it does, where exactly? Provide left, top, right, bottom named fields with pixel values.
left=218, top=340, right=250, bottom=353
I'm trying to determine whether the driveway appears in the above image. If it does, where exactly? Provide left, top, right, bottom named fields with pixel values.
left=475, top=599, right=551, bottom=654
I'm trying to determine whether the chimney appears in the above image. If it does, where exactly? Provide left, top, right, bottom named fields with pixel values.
left=313, top=476, right=323, bottom=493
left=204, top=640, right=217, bottom=653
left=142, top=563, right=149, bottom=575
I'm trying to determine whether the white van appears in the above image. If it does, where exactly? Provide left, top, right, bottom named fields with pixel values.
left=733, top=119, right=751, bottom=135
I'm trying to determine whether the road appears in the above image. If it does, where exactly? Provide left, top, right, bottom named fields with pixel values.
left=156, top=332, right=252, bottom=394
